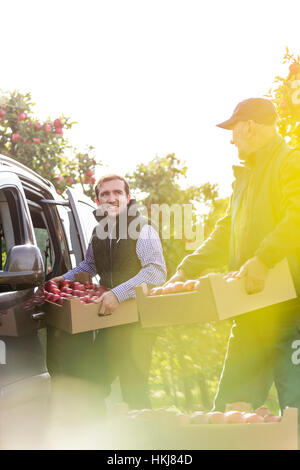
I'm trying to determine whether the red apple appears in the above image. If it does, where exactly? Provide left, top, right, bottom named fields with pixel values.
left=224, top=411, right=245, bottom=424
left=35, top=122, right=43, bottom=130
left=255, top=407, right=271, bottom=417
left=67, top=177, right=74, bottom=185
left=207, top=411, right=225, bottom=424
left=52, top=293, right=61, bottom=303
left=53, top=118, right=63, bottom=128
left=61, top=292, right=72, bottom=299
left=33, top=137, right=40, bottom=144
left=244, top=413, right=264, bottom=424
left=264, top=414, right=280, bottom=423
left=54, top=127, right=63, bottom=135
left=61, top=280, right=72, bottom=288
left=56, top=296, right=63, bottom=305
left=85, top=170, right=94, bottom=177
left=46, top=293, right=55, bottom=302
left=190, top=412, right=209, bottom=424
left=61, top=286, right=73, bottom=295
left=73, top=282, right=85, bottom=290
left=184, top=280, right=197, bottom=291
left=12, top=133, right=21, bottom=143
left=73, top=289, right=85, bottom=297
left=162, top=284, right=174, bottom=295
left=44, top=124, right=52, bottom=133
left=0, top=109, right=6, bottom=117
left=17, top=112, right=27, bottom=121
left=172, top=281, right=185, bottom=293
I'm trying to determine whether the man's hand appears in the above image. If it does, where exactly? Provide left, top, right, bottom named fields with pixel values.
left=227, top=256, right=269, bottom=295
left=94, top=291, right=119, bottom=315
left=162, top=269, right=187, bottom=287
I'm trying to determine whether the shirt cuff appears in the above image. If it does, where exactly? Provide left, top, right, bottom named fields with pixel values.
left=111, top=285, right=134, bottom=303
left=63, top=271, right=76, bottom=281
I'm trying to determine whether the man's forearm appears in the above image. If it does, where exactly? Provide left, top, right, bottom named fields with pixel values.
left=177, top=212, right=231, bottom=278
left=111, top=263, right=167, bottom=302
left=63, top=244, right=97, bottom=281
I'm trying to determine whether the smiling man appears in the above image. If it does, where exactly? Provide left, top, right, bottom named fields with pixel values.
left=53, top=174, right=166, bottom=410
left=166, top=98, right=300, bottom=426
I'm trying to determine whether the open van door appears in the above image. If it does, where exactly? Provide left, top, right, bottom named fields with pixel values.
left=0, top=171, right=45, bottom=337
left=65, top=188, right=97, bottom=255
left=55, top=188, right=97, bottom=269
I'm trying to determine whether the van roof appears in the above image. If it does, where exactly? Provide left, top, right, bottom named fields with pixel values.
left=0, top=153, right=56, bottom=193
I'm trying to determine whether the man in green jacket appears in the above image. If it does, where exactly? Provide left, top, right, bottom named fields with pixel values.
left=167, top=98, right=300, bottom=421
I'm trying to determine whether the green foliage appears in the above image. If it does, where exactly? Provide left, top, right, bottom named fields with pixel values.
left=268, top=48, right=300, bottom=147
left=0, top=90, right=101, bottom=200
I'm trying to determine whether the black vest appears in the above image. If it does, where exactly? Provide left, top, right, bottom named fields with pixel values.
left=91, top=200, right=149, bottom=289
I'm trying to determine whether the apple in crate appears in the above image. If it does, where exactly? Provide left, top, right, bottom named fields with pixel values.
left=183, top=280, right=197, bottom=291
left=244, top=413, right=264, bottom=423
left=207, top=411, right=225, bottom=424
left=264, top=414, right=280, bottom=423
left=224, top=411, right=245, bottom=424
left=190, top=412, right=209, bottom=424
left=172, top=282, right=185, bottom=293
left=255, top=407, right=271, bottom=417
left=73, top=282, right=85, bottom=291
left=61, top=286, right=73, bottom=295
left=73, top=289, right=85, bottom=297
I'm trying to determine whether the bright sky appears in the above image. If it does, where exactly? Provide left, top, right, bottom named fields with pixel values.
left=1, top=0, right=300, bottom=198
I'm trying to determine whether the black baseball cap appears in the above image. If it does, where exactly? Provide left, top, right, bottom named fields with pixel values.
left=216, top=98, right=278, bottom=130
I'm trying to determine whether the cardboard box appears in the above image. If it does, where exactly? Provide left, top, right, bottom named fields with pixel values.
left=45, top=273, right=138, bottom=334
left=117, top=407, right=298, bottom=450
left=45, top=296, right=138, bottom=334
left=136, top=258, right=297, bottom=327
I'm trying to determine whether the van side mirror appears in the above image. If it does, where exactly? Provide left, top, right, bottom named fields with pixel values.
left=0, top=245, right=45, bottom=289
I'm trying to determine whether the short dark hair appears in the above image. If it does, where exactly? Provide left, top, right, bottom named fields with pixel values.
left=95, top=174, right=130, bottom=200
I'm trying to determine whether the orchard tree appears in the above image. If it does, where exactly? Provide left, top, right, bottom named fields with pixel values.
left=269, top=48, right=300, bottom=146
left=0, top=90, right=101, bottom=200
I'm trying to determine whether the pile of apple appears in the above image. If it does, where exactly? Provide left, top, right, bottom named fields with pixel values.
left=126, top=404, right=281, bottom=425
left=44, top=279, right=106, bottom=305
left=148, top=280, right=200, bottom=296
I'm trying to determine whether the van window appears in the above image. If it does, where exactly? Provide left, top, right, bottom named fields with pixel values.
left=28, top=205, right=55, bottom=275
left=56, top=205, right=83, bottom=267
left=0, top=187, right=27, bottom=291
left=0, top=225, right=7, bottom=269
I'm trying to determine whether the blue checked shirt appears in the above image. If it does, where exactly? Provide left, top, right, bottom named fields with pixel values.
left=63, top=225, right=167, bottom=303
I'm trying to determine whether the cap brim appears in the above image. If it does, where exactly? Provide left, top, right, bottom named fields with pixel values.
left=216, top=116, right=237, bottom=130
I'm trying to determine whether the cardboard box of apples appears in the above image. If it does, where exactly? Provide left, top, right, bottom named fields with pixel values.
left=44, top=273, right=138, bottom=334
left=114, top=403, right=298, bottom=450
left=135, top=258, right=297, bottom=328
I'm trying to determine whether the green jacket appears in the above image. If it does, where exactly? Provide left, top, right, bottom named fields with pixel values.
left=178, top=135, right=300, bottom=297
